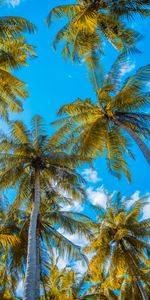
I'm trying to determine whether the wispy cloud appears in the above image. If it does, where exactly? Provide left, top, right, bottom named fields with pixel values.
left=58, top=228, right=89, bottom=248
left=120, top=60, right=135, bottom=77
left=125, top=191, right=150, bottom=219
left=7, top=0, right=21, bottom=7
left=49, top=180, right=83, bottom=212
left=73, top=260, right=88, bottom=274
left=146, top=82, right=150, bottom=90
left=60, top=201, right=83, bottom=212
left=53, top=247, right=88, bottom=274
left=125, top=190, right=140, bottom=207
left=16, top=280, right=24, bottom=297
left=86, top=186, right=109, bottom=208
left=86, top=187, right=150, bottom=221
left=142, top=201, right=150, bottom=219
left=82, top=168, right=101, bottom=184
left=54, top=253, right=70, bottom=270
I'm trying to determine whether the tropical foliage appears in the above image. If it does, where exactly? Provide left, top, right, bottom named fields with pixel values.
left=0, top=12, right=36, bottom=120
left=0, top=0, right=150, bottom=299
left=47, top=0, right=143, bottom=62
left=51, top=54, right=150, bottom=181
left=0, top=191, right=92, bottom=299
left=0, top=114, right=90, bottom=299
left=86, top=193, right=150, bottom=300
left=40, top=257, right=87, bottom=299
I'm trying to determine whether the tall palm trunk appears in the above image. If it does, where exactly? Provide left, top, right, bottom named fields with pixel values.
left=24, top=167, right=41, bottom=300
left=116, top=121, right=150, bottom=165
left=120, top=240, right=149, bottom=300
left=35, top=227, right=40, bottom=300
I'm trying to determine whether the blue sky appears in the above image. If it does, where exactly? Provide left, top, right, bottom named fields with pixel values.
left=1, top=0, right=150, bottom=202
left=1, top=2, right=150, bottom=295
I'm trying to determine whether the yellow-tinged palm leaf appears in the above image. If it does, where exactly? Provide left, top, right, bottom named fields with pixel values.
left=0, top=233, right=20, bottom=247
left=47, top=0, right=142, bottom=70
left=11, top=121, right=31, bottom=144
left=52, top=60, right=150, bottom=179
left=0, top=16, right=35, bottom=121
left=0, top=16, right=36, bottom=38
left=47, top=4, right=81, bottom=25
left=86, top=192, right=150, bottom=298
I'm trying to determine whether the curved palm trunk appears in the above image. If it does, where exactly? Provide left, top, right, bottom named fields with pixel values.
left=120, top=240, right=149, bottom=300
left=35, top=227, right=40, bottom=300
left=24, top=168, right=41, bottom=300
left=130, top=265, right=148, bottom=300
left=116, top=121, right=150, bottom=165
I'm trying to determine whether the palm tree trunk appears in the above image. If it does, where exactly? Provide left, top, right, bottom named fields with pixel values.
left=120, top=240, right=149, bottom=300
left=23, top=167, right=41, bottom=300
left=116, top=121, right=150, bottom=165
left=35, top=227, right=40, bottom=300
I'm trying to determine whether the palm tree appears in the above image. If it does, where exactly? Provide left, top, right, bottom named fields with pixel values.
left=0, top=115, right=87, bottom=300
left=0, top=38, right=36, bottom=121
left=0, top=218, right=21, bottom=299
left=0, top=251, right=20, bottom=300
left=84, top=281, right=118, bottom=300
left=51, top=55, right=150, bottom=180
left=41, top=257, right=75, bottom=300
left=41, top=258, right=88, bottom=300
left=0, top=16, right=36, bottom=38
left=0, top=15, right=36, bottom=121
left=47, top=0, right=142, bottom=62
left=92, top=0, right=150, bottom=19
left=85, top=193, right=150, bottom=300
left=0, top=35, right=36, bottom=68
left=47, top=0, right=150, bottom=33
left=6, top=168, right=89, bottom=299
left=0, top=189, right=92, bottom=298
left=42, top=261, right=117, bottom=300
left=0, top=11, right=36, bottom=69
left=119, top=277, right=150, bottom=300
left=0, top=200, right=27, bottom=299
left=0, top=3, right=36, bottom=119
left=35, top=193, right=91, bottom=298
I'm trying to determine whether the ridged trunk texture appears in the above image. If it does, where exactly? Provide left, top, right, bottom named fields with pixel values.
left=121, top=240, right=149, bottom=300
left=35, top=228, right=40, bottom=300
left=23, top=168, right=41, bottom=300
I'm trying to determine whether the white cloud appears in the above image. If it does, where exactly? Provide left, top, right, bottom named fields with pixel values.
left=61, top=201, right=83, bottom=212
left=56, top=255, right=69, bottom=270
left=146, top=82, right=150, bottom=90
left=143, top=201, right=150, bottom=219
left=7, top=0, right=21, bottom=7
left=131, top=191, right=140, bottom=201
left=120, top=60, right=135, bottom=77
left=125, top=191, right=150, bottom=219
left=86, top=186, right=108, bottom=208
left=82, top=168, right=101, bottom=184
left=88, top=186, right=150, bottom=223
left=56, top=254, right=88, bottom=274
left=125, top=190, right=140, bottom=208
left=87, top=187, right=150, bottom=220
left=58, top=228, right=89, bottom=248
left=73, top=259, right=88, bottom=274
left=16, top=280, right=24, bottom=297
left=55, top=229, right=89, bottom=274
left=49, top=180, right=83, bottom=211
left=53, top=247, right=88, bottom=274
